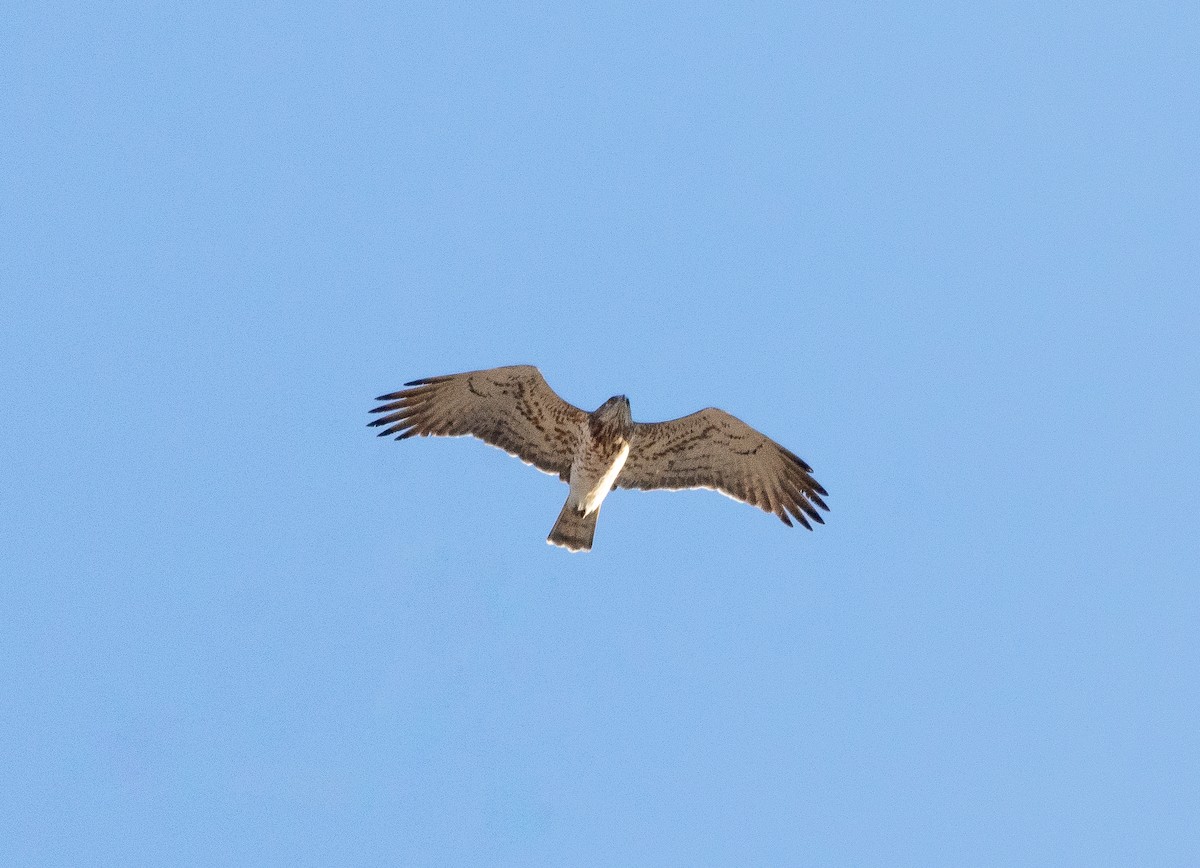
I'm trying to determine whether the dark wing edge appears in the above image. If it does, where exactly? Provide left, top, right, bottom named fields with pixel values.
left=615, top=407, right=829, bottom=529
left=368, top=365, right=587, bottom=481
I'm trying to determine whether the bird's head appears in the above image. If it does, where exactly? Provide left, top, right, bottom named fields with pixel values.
left=592, top=395, right=633, bottom=435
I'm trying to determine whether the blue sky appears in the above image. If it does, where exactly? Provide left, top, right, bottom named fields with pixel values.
left=3, top=1, right=1198, bottom=864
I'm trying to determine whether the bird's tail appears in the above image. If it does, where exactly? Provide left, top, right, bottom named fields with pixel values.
left=547, top=501, right=599, bottom=552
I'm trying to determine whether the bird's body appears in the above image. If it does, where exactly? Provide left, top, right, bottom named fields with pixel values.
left=572, top=438, right=630, bottom=516
left=546, top=397, right=633, bottom=550
left=572, top=396, right=633, bottom=516
left=369, top=365, right=828, bottom=552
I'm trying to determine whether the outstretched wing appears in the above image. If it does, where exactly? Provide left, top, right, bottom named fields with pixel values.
left=369, top=365, right=586, bottom=480
left=616, top=408, right=829, bottom=529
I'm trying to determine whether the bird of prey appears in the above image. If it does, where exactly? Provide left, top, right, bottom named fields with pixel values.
left=369, top=365, right=828, bottom=552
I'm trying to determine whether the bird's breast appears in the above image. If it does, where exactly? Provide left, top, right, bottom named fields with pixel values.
left=572, top=438, right=631, bottom=516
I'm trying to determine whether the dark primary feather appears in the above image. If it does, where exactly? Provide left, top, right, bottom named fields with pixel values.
left=368, top=365, right=586, bottom=480
left=616, top=407, right=829, bottom=529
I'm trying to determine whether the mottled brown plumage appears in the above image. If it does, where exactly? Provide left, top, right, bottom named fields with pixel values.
left=369, top=366, right=585, bottom=480
left=617, top=408, right=828, bottom=530
left=369, top=365, right=828, bottom=551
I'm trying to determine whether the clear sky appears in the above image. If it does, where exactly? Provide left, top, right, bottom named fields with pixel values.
left=4, top=2, right=1198, bottom=865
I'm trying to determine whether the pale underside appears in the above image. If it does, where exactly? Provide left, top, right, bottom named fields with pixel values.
left=574, top=441, right=630, bottom=516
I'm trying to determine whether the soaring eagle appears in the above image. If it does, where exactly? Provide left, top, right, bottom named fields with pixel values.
left=369, top=365, right=828, bottom=552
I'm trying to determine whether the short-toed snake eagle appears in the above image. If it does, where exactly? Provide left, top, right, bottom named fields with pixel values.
left=369, top=365, right=828, bottom=552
